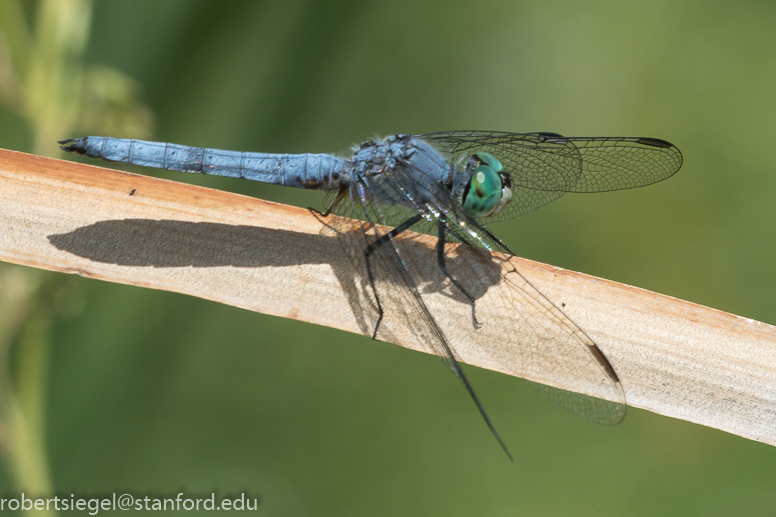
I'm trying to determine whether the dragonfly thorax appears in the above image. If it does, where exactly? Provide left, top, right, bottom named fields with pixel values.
left=350, top=135, right=455, bottom=208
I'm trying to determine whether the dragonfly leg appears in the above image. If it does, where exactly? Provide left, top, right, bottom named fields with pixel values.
left=363, top=214, right=423, bottom=339
left=436, top=218, right=481, bottom=329
left=309, top=185, right=349, bottom=217
left=475, top=223, right=515, bottom=256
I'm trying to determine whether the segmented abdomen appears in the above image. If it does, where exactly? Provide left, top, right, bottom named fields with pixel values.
left=60, top=136, right=350, bottom=191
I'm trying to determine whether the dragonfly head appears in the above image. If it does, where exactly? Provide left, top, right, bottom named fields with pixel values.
left=461, top=152, right=513, bottom=218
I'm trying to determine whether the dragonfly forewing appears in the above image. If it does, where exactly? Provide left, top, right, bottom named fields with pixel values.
left=377, top=173, right=627, bottom=425
left=321, top=158, right=626, bottom=445
left=420, top=131, right=682, bottom=222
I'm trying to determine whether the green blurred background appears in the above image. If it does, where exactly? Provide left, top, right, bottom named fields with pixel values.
left=0, top=0, right=775, bottom=515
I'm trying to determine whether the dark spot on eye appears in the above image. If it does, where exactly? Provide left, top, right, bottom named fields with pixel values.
left=332, top=172, right=340, bottom=180
left=561, top=302, right=566, bottom=307
left=637, top=137, right=673, bottom=148
left=129, top=189, right=136, bottom=196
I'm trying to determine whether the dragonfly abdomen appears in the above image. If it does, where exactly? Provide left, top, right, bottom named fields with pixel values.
left=59, top=136, right=351, bottom=191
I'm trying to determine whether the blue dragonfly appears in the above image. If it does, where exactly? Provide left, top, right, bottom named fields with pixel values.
left=60, top=131, right=682, bottom=460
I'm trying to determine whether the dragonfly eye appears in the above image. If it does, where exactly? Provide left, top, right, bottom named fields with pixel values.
left=473, top=152, right=502, bottom=172
left=462, top=153, right=513, bottom=217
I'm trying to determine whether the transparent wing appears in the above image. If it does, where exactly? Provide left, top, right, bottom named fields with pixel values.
left=386, top=160, right=627, bottom=423
left=320, top=157, right=626, bottom=432
left=318, top=180, right=515, bottom=459
left=418, top=130, right=683, bottom=221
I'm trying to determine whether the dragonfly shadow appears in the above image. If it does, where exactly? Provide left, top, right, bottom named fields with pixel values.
left=47, top=218, right=626, bottom=425
left=48, top=219, right=340, bottom=268
left=48, top=218, right=503, bottom=339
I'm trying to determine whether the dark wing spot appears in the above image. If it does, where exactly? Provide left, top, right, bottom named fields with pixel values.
left=129, top=189, right=136, bottom=196
left=587, top=343, right=621, bottom=383
left=636, top=137, right=674, bottom=148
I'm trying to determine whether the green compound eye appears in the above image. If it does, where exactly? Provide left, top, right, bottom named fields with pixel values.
left=462, top=153, right=513, bottom=218
left=463, top=165, right=503, bottom=217
left=473, top=152, right=503, bottom=172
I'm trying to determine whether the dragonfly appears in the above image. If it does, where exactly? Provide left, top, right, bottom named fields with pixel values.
left=60, top=131, right=683, bottom=460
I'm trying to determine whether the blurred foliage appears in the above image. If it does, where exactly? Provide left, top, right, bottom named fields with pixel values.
left=0, top=0, right=152, bottom=514
left=0, top=0, right=775, bottom=516
left=0, top=0, right=153, bottom=154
